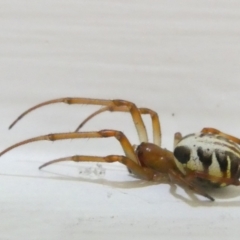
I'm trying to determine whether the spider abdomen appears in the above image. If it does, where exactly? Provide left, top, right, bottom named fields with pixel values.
left=173, top=133, right=240, bottom=186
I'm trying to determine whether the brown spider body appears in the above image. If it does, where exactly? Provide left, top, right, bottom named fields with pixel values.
left=1, top=97, right=240, bottom=201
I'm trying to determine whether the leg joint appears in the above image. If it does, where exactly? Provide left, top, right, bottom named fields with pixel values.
left=63, top=97, right=73, bottom=104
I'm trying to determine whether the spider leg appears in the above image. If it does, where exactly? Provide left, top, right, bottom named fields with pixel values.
left=74, top=106, right=110, bottom=132
left=185, top=171, right=240, bottom=186
left=168, top=169, right=214, bottom=201
left=74, top=106, right=161, bottom=146
left=38, top=154, right=164, bottom=181
left=9, top=98, right=148, bottom=143
left=201, top=127, right=240, bottom=144
left=0, top=130, right=139, bottom=165
left=173, top=132, right=182, bottom=149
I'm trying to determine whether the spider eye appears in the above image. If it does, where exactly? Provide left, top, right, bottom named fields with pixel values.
left=174, top=146, right=191, bottom=164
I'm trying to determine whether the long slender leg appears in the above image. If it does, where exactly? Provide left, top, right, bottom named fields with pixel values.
left=9, top=98, right=148, bottom=143
left=38, top=154, right=161, bottom=181
left=74, top=106, right=161, bottom=146
left=75, top=106, right=110, bottom=131
left=0, top=130, right=139, bottom=164
left=168, top=169, right=214, bottom=201
left=201, top=127, right=240, bottom=144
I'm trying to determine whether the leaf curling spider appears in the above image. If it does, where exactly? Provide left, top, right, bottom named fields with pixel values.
left=2, top=97, right=240, bottom=201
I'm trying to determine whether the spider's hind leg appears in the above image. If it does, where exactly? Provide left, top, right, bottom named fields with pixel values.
left=201, top=128, right=240, bottom=145
left=168, top=169, right=215, bottom=201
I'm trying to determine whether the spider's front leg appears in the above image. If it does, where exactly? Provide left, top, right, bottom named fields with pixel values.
left=0, top=130, right=138, bottom=163
left=0, top=130, right=167, bottom=181
left=74, top=106, right=161, bottom=146
left=8, top=98, right=150, bottom=144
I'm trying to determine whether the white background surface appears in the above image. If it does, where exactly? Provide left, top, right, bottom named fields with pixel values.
left=1, top=1, right=240, bottom=239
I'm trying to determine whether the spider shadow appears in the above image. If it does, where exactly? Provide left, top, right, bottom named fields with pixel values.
left=169, top=183, right=240, bottom=207
left=0, top=160, right=160, bottom=189
left=43, top=168, right=161, bottom=189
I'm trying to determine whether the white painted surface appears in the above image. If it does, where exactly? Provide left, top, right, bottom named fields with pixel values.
left=1, top=1, right=240, bottom=239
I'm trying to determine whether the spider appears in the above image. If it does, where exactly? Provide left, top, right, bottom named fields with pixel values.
left=1, top=97, right=240, bottom=201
